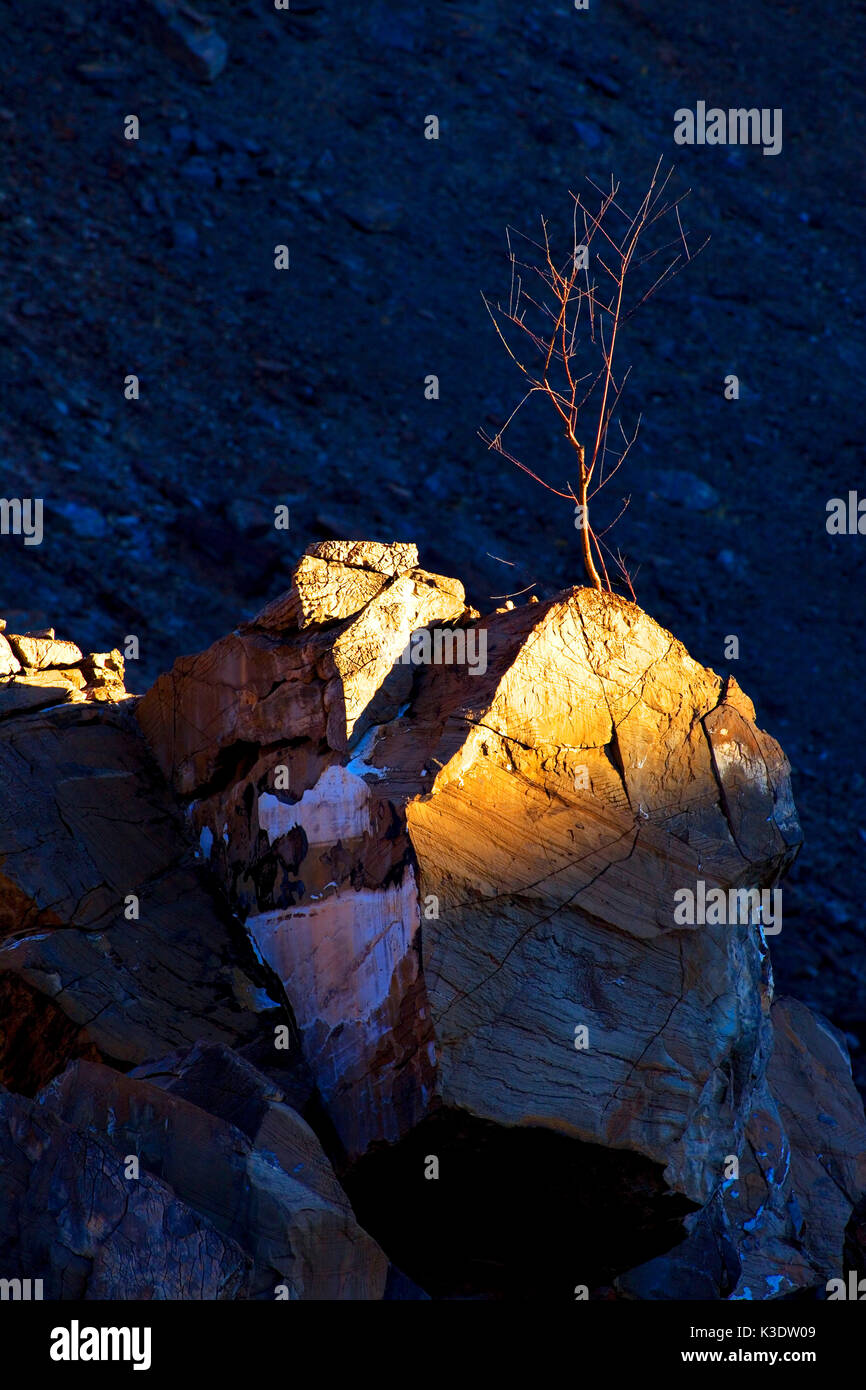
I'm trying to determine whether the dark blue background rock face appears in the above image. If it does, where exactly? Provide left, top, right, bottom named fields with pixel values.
left=0, top=0, right=864, bottom=1089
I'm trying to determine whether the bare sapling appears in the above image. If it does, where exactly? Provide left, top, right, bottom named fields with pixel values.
left=481, top=158, right=707, bottom=595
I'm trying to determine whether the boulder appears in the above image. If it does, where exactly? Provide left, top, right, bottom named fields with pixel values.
left=618, top=997, right=866, bottom=1300
left=0, top=695, right=293, bottom=1093
left=0, top=1086, right=248, bottom=1299
left=40, top=1057, right=388, bottom=1299
left=5, top=634, right=83, bottom=670
left=132, top=540, right=863, bottom=1296
left=1, top=541, right=861, bottom=1300
left=130, top=1041, right=351, bottom=1211
left=0, top=632, right=126, bottom=721
left=0, top=634, right=20, bottom=677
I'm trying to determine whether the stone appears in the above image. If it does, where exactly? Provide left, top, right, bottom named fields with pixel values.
left=338, top=196, right=404, bottom=234
left=134, top=551, right=785, bottom=1146
left=0, top=634, right=20, bottom=676
left=138, top=541, right=471, bottom=794
left=724, top=997, right=866, bottom=1299
left=573, top=118, right=604, bottom=148
left=0, top=624, right=120, bottom=722
left=324, top=568, right=468, bottom=747
left=0, top=701, right=292, bottom=1090
left=142, top=0, right=228, bottom=83
left=79, top=649, right=127, bottom=701
left=0, top=1087, right=248, bottom=1299
left=52, top=501, right=110, bottom=540
left=304, top=539, right=420, bottom=576
left=130, top=1042, right=346, bottom=1208
left=247, top=541, right=424, bottom=638
left=2, top=543, right=861, bottom=1300
left=5, top=634, right=83, bottom=669
left=136, top=626, right=334, bottom=797
left=131, top=541, right=866, bottom=1296
left=0, top=672, right=74, bottom=720
left=40, top=1058, right=388, bottom=1299
left=249, top=553, right=391, bottom=632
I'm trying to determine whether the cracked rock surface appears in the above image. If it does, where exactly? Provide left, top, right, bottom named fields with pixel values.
left=134, top=540, right=865, bottom=1299
left=1, top=543, right=863, bottom=1299
left=0, top=1084, right=250, bottom=1300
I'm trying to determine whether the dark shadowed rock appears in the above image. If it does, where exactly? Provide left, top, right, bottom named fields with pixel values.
left=0, top=698, right=294, bottom=1090
left=130, top=1041, right=346, bottom=1209
left=142, top=0, right=228, bottom=83
left=40, top=1059, right=388, bottom=1299
left=0, top=1086, right=249, bottom=1299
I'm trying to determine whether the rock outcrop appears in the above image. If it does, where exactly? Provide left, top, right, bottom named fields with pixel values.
left=0, top=622, right=125, bottom=721
left=1, top=543, right=863, bottom=1300
left=0, top=692, right=286, bottom=1093
left=0, top=1082, right=250, bottom=1299
left=0, top=614, right=407, bottom=1300
left=39, top=1052, right=388, bottom=1299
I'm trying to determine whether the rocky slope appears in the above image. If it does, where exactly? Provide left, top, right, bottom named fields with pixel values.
left=2, top=0, right=865, bottom=1069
